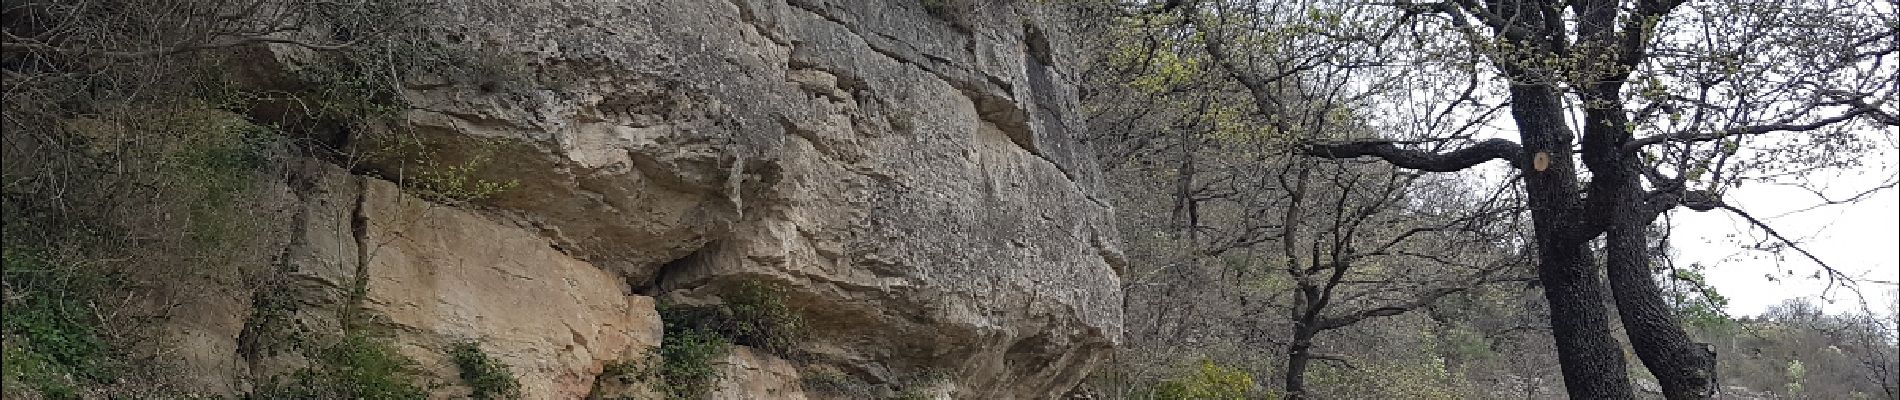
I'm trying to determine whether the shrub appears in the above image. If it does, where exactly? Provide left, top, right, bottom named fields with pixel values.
left=450, top=341, right=522, bottom=400
left=890, top=369, right=951, bottom=400
left=637, top=280, right=808, bottom=398
left=800, top=368, right=874, bottom=398
left=250, top=334, right=428, bottom=400
left=1152, top=360, right=1256, bottom=400
left=2, top=341, right=80, bottom=399
left=650, top=328, right=731, bottom=399
left=0, top=247, right=115, bottom=388
left=659, top=280, right=806, bottom=355
left=1306, top=357, right=1467, bottom=400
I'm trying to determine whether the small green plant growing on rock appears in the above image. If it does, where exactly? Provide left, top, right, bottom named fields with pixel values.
left=660, top=280, right=807, bottom=355
left=650, top=328, right=732, bottom=399
left=450, top=340, right=522, bottom=400
left=363, top=133, right=520, bottom=205
left=637, top=280, right=808, bottom=398
left=890, top=369, right=951, bottom=400
left=801, top=368, right=874, bottom=398
left=250, top=334, right=428, bottom=400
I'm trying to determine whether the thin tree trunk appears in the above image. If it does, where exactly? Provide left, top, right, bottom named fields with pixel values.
left=1282, top=165, right=1316, bottom=400
left=1284, top=330, right=1315, bottom=400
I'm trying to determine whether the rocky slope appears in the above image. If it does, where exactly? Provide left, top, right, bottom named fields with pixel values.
left=154, top=0, right=1124, bottom=398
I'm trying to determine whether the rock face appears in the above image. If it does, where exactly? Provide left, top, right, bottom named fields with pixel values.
left=222, top=0, right=1122, bottom=398
left=356, top=177, right=663, bottom=399
left=226, top=161, right=662, bottom=399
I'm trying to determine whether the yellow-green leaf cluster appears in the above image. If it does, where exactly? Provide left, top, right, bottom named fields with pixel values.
left=1152, top=360, right=1258, bottom=400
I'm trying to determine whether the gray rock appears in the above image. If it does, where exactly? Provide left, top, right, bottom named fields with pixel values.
left=251, top=0, right=1123, bottom=397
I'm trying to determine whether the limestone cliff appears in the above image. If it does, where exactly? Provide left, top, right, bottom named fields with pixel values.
left=159, top=0, right=1125, bottom=398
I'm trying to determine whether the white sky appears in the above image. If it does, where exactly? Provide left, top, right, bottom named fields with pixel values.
left=1668, top=146, right=1900, bottom=317
left=1458, top=134, right=1900, bottom=319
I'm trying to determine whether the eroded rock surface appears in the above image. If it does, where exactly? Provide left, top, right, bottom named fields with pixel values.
left=225, top=161, right=661, bottom=399
left=356, top=177, right=662, bottom=399
left=230, top=0, right=1123, bottom=398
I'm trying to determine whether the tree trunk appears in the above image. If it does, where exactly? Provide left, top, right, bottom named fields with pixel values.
left=1605, top=218, right=1717, bottom=399
left=1507, top=83, right=1636, bottom=399
left=1283, top=330, right=1315, bottom=400
left=1580, top=79, right=1720, bottom=398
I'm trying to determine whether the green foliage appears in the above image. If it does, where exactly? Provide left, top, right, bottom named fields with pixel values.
left=1151, top=360, right=1256, bottom=400
left=2, top=341, right=80, bottom=399
left=649, top=328, right=731, bottom=399
left=1784, top=359, right=1807, bottom=397
left=251, top=334, right=428, bottom=400
left=1308, top=357, right=1468, bottom=400
left=1107, top=45, right=1205, bottom=95
left=1439, top=325, right=1494, bottom=363
left=800, top=368, right=872, bottom=398
left=633, top=280, right=809, bottom=398
left=0, top=248, right=115, bottom=387
left=889, top=369, right=950, bottom=400
left=1663, top=264, right=1735, bottom=330
left=364, top=134, right=520, bottom=204
left=450, top=341, right=521, bottom=400
left=659, top=280, right=807, bottom=355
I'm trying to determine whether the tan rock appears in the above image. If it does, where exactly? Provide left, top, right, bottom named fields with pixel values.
left=355, top=178, right=661, bottom=399
left=239, top=0, right=1126, bottom=397
left=708, top=346, right=809, bottom=400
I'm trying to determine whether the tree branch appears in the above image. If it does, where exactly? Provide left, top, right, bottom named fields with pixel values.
left=2, top=35, right=354, bottom=60
left=1304, top=138, right=1523, bottom=172
left=1622, top=104, right=1889, bottom=151
left=1315, top=285, right=1468, bottom=331
left=1716, top=202, right=1855, bottom=287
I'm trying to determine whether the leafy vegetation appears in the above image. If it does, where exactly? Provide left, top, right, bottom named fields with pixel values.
left=450, top=340, right=522, bottom=400
left=648, top=328, right=732, bottom=399
left=799, top=368, right=872, bottom=398
left=0, top=248, right=115, bottom=388
left=364, top=134, right=521, bottom=204
left=1151, top=360, right=1258, bottom=400
left=2, top=327, right=84, bottom=399
left=250, top=334, right=428, bottom=400
left=618, top=280, right=809, bottom=398
left=659, top=280, right=807, bottom=356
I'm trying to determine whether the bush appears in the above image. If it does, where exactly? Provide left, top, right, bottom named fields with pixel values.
left=250, top=334, right=428, bottom=400
left=1152, top=360, right=1257, bottom=400
left=2, top=341, right=81, bottom=399
left=631, top=280, right=809, bottom=398
left=650, top=328, right=731, bottom=399
left=659, top=280, right=806, bottom=355
left=0, top=247, right=115, bottom=389
left=1306, top=357, right=1467, bottom=400
left=450, top=341, right=522, bottom=400
left=890, top=369, right=952, bottom=400
left=800, top=368, right=874, bottom=398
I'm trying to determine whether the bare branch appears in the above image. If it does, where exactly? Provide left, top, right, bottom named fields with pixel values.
left=1, top=35, right=354, bottom=60
left=1623, top=104, right=1890, bottom=151
left=1304, top=138, right=1523, bottom=172
left=1716, top=202, right=1856, bottom=286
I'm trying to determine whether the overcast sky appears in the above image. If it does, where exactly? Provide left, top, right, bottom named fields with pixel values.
left=1668, top=145, right=1900, bottom=317
left=1459, top=139, right=1900, bottom=318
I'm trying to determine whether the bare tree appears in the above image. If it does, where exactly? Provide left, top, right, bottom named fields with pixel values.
left=1144, top=0, right=1898, bottom=398
left=1077, top=4, right=1537, bottom=397
left=1273, top=158, right=1526, bottom=398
